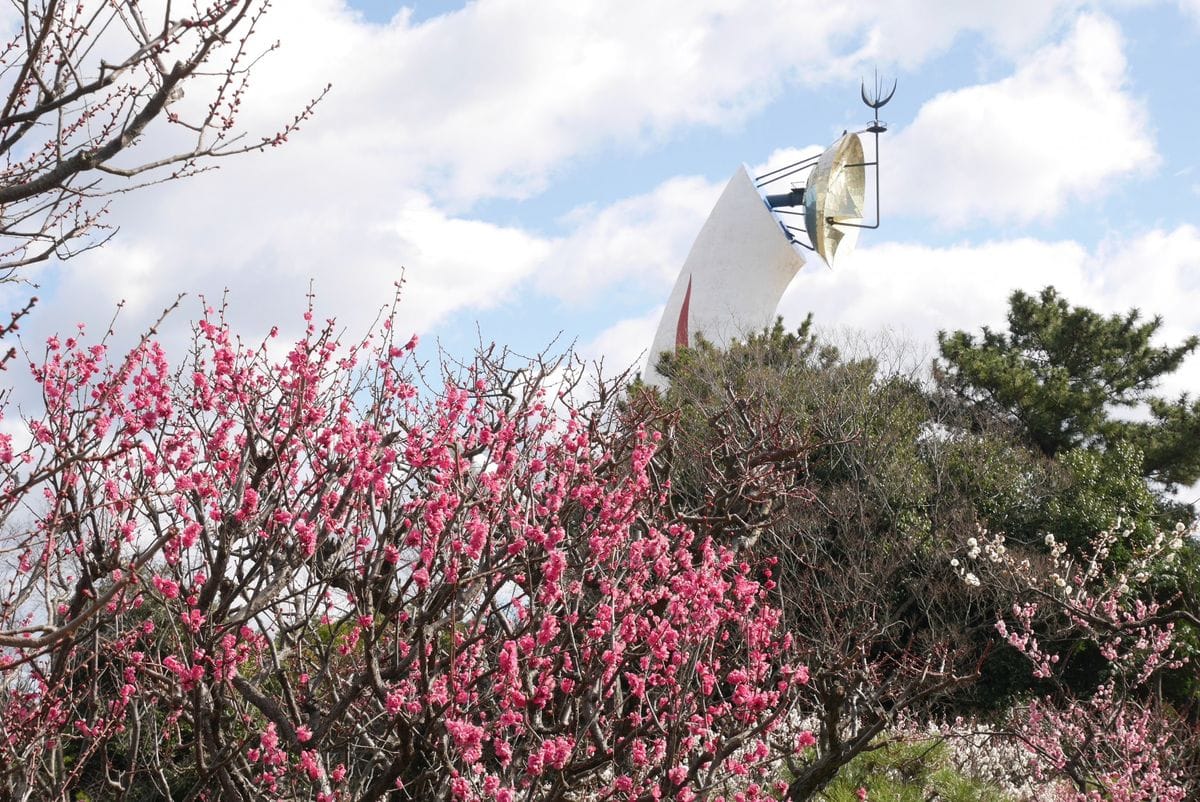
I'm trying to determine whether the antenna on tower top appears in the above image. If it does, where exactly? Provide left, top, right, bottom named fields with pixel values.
left=755, top=71, right=896, bottom=264
left=829, top=69, right=895, bottom=236
left=862, top=69, right=896, bottom=134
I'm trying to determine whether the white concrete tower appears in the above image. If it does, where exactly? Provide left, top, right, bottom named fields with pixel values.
left=643, top=165, right=807, bottom=388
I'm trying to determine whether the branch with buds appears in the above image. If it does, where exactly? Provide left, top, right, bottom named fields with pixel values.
left=0, top=1, right=327, bottom=281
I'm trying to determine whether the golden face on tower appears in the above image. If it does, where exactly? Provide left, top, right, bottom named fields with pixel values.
left=804, top=133, right=866, bottom=269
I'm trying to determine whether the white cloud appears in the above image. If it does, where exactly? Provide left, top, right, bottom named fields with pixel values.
left=162, top=0, right=1108, bottom=204
left=537, top=176, right=721, bottom=303
left=28, top=182, right=547, bottom=346
left=388, top=197, right=552, bottom=322
left=849, top=0, right=1089, bottom=66
left=773, top=225, right=1200, bottom=394
left=581, top=305, right=663, bottom=379
left=1178, top=0, right=1200, bottom=22
left=7, top=0, right=1169, bottom=391
left=233, top=0, right=870, bottom=203
left=887, top=13, right=1157, bottom=228
left=778, top=238, right=1094, bottom=347
left=1091, top=225, right=1200, bottom=396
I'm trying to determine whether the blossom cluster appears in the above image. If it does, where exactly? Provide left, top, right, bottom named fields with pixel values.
left=950, top=520, right=1196, bottom=799
left=0, top=303, right=810, bottom=800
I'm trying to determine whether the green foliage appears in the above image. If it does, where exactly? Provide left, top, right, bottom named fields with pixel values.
left=1046, top=442, right=1160, bottom=554
left=648, top=299, right=1200, bottom=716
left=655, top=315, right=1049, bottom=574
left=935, top=287, right=1197, bottom=685
left=816, top=738, right=1017, bottom=802
left=937, top=286, right=1200, bottom=491
left=650, top=317, right=1042, bottom=722
left=659, top=318, right=1021, bottom=540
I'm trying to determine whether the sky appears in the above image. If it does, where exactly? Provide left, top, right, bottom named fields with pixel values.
left=4, top=0, right=1200, bottom=405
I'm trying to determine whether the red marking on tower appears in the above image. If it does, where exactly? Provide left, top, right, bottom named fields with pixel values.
left=675, top=275, right=692, bottom=349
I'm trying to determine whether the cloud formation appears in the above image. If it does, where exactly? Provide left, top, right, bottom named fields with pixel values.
left=777, top=226, right=1200, bottom=396
left=8, top=0, right=1189, bottom=410
left=238, top=0, right=1089, bottom=202
left=584, top=223, right=1200, bottom=390
left=887, top=13, right=1157, bottom=228
left=536, top=176, right=723, bottom=304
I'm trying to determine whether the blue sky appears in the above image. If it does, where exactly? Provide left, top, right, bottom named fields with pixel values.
left=6, top=0, right=1200, bottom=398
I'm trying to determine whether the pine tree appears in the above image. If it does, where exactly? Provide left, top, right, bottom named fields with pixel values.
left=937, top=286, right=1200, bottom=492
